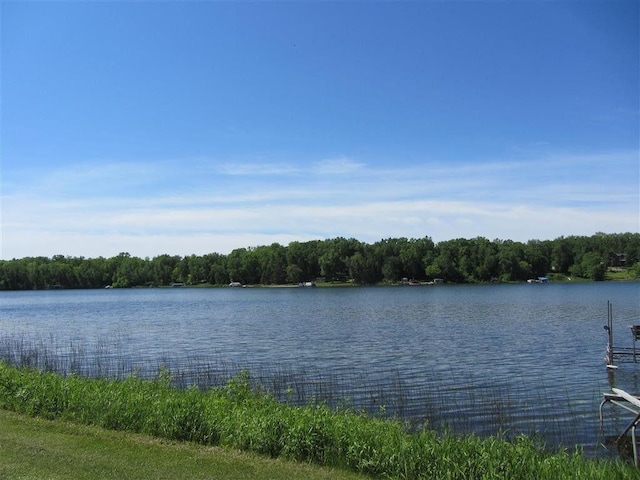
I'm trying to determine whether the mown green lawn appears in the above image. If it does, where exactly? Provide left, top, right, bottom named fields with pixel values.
left=0, top=409, right=368, bottom=480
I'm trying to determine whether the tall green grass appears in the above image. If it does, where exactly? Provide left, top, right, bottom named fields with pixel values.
left=0, top=362, right=635, bottom=479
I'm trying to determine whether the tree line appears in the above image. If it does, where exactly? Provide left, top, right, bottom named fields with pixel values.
left=1, top=232, right=639, bottom=290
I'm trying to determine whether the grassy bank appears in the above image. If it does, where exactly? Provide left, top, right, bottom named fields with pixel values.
left=0, top=409, right=366, bottom=480
left=0, top=363, right=636, bottom=479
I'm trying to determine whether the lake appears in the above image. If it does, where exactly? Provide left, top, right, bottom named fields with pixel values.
left=1, top=282, right=639, bottom=457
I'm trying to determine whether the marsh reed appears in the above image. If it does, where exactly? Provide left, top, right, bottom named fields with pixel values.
left=0, top=333, right=596, bottom=453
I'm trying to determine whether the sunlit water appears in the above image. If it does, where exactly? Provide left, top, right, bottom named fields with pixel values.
left=2, top=282, right=639, bottom=457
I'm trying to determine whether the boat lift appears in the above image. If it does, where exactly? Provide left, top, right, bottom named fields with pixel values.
left=600, top=388, right=640, bottom=467
left=600, top=301, right=640, bottom=466
left=604, top=301, right=640, bottom=367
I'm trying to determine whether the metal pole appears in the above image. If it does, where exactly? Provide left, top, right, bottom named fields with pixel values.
left=608, top=301, right=614, bottom=366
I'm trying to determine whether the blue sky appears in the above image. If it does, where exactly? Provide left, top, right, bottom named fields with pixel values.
left=1, top=1, right=638, bottom=259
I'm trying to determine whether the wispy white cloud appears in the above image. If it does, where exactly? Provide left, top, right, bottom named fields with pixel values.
left=312, top=157, right=365, bottom=174
left=2, top=149, right=638, bottom=259
left=214, top=161, right=300, bottom=176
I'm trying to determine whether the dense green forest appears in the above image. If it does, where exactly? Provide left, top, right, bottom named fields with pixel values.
left=1, top=233, right=639, bottom=290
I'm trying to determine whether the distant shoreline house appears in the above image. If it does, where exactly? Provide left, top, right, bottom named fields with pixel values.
left=608, top=253, right=626, bottom=268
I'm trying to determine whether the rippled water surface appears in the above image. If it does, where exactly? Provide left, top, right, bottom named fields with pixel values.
left=2, top=282, right=639, bottom=456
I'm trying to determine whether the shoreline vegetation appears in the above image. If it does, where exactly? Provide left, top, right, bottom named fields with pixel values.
left=180, top=271, right=637, bottom=289
left=0, top=363, right=637, bottom=479
left=1, top=232, right=639, bottom=290
left=0, top=409, right=366, bottom=480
